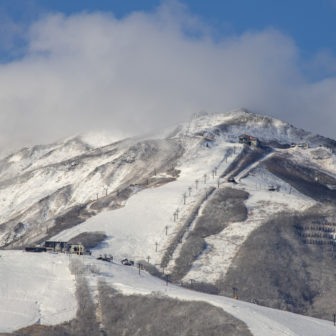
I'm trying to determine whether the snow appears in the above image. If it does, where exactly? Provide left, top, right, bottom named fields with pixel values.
left=235, top=150, right=275, bottom=182
left=178, top=108, right=311, bottom=146
left=0, top=251, right=76, bottom=332
left=0, top=110, right=336, bottom=336
left=1, top=249, right=335, bottom=335
left=53, top=135, right=317, bottom=285
left=1, top=109, right=336, bottom=333
left=84, top=257, right=336, bottom=336
left=184, top=166, right=316, bottom=283
left=0, top=142, right=126, bottom=226
left=53, top=137, right=241, bottom=266
left=289, top=146, right=336, bottom=178
left=0, top=109, right=329, bottom=244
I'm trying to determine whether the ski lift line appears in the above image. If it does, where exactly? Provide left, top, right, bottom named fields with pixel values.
left=160, top=159, right=241, bottom=264
left=235, top=150, right=276, bottom=182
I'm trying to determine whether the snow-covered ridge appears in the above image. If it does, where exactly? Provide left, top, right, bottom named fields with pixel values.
left=177, top=108, right=335, bottom=148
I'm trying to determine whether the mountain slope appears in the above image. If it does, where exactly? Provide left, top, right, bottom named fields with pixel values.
left=1, top=251, right=336, bottom=336
left=2, top=108, right=336, bottom=326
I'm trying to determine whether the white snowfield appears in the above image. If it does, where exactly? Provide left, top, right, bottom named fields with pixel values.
left=0, top=250, right=77, bottom=332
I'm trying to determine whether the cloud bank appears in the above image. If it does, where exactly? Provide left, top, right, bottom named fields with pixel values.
left=0, top=2, right=336, bottom=153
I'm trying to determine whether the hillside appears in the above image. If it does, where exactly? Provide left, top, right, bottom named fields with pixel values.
left=1, top=108, right=336, bottom=333
left=1, top=251, right=336, bottom=336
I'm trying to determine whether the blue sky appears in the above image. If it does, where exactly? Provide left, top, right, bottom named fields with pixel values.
left=1, top=0, right=335, bottom=64
left=0, top=0, right=336, bottom=151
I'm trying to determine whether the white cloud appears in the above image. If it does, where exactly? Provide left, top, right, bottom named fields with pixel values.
left=0, top=1, right=335, bottom=154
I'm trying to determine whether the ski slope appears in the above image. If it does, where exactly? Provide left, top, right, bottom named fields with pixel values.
left=0, top=251, right=77, bottom=332
left=53, top=138, right=241, bottom=265
left=53, top=143, right=315, bottom=284
left=0, top=249, right=335, bottom=335
left=87, top=256, right=336, bottom=336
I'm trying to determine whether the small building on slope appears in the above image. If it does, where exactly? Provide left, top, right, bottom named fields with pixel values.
left=238, top=134, right=259, bottom=147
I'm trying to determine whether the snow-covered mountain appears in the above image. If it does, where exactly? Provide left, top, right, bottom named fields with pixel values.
left=1, top=109, right=334, bottom=248
left=1, top=108, right=336, bottom=334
